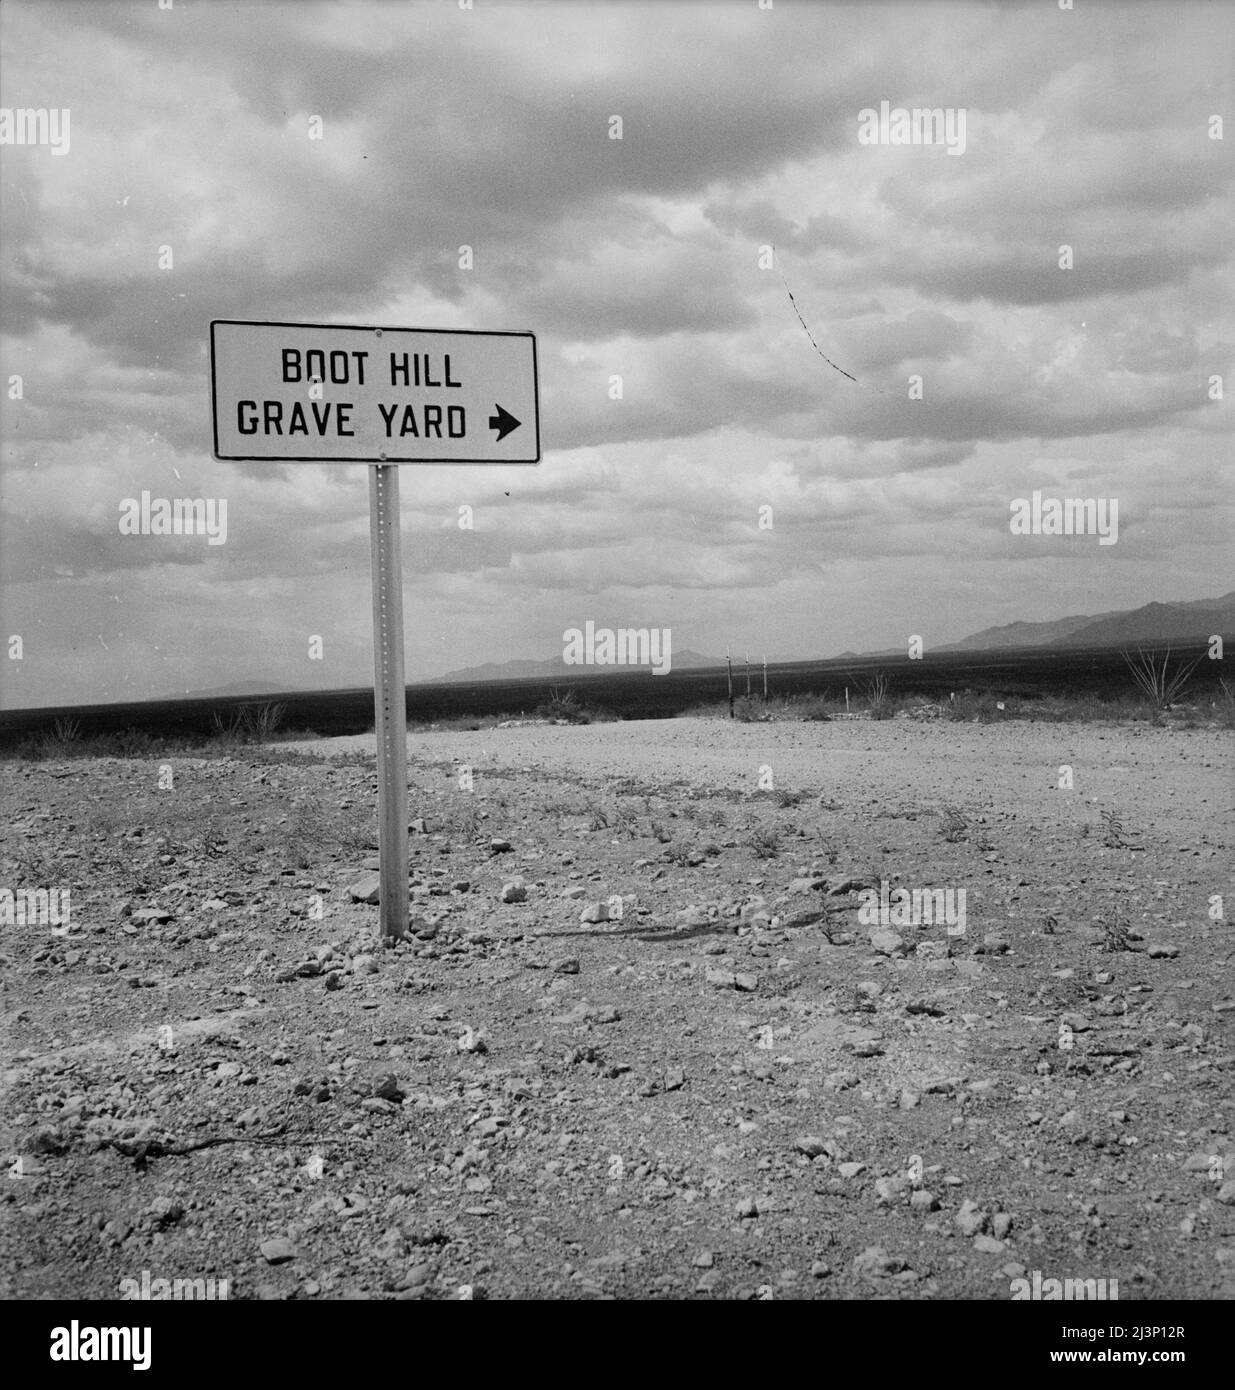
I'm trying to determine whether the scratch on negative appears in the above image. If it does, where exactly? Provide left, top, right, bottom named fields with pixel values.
left=774, top=246, right=884, bottom=394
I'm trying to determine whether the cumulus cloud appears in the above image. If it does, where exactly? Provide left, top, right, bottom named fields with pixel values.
left=0, top=0, right=1231, bottom=707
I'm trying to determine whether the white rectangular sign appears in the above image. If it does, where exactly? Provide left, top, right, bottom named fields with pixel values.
left=210, top=320, right=540, bottom=464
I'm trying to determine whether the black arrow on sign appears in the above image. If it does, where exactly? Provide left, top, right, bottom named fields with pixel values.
left=488, top=404, right=521, bottom=442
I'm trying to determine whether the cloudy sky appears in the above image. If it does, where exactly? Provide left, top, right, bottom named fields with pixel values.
left=1, top=0, right=1231, bottom=709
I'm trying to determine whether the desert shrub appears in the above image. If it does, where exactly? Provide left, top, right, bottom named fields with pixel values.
left=1101, top=910, right=1135, bottom=953
left=280, top=797, right=372, bottom=865
left=534, top=686, right=594, bottom=724
left=749, top=826, right=780, bottom=859
left=794, top=693, right=833, bottom=721
left=1123, top=647, right=1201, bottom=710
left=1022, top=692, right=1149, bottom=724
left=32, top=717, right=82, bottom=758
left=733, top=695, right=767, bottom=723
left=5, top=722, right=183, bottom=762
left=211, top=709, right=245, bottom=744
left=862, top=674, right=895, bottom=720
left=210, top=702, right=285, bottom=744
left=250, top=702, right=285, bottom=739
left=943, top=690, right=1003, bottom=722
left=447, top=800, right=481, bottom=837
left=1099, top=807, right=1137, bottom=848
left=1215, top=678, right=1235, bottom=729
left=9, top=734, right=47, bottom=762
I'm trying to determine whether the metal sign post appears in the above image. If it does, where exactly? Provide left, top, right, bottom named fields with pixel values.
left=209, top=319, right=540, bottom=946
left=369, top=464, right=408, bottom=942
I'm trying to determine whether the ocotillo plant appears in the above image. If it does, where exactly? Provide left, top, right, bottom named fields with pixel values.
left=1122, top=646, right=1201, bottom=710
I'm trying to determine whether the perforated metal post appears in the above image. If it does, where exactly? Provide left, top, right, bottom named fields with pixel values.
left=369, top=463, right=408, bottom=943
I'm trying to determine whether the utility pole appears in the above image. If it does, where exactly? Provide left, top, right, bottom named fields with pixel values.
left=726, top=645, right=734, bottom=719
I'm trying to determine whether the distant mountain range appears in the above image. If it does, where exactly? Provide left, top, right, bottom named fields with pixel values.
left=935, top=591, right=1235, bottom=653
left=429, top=648, right=726, bottom=684
left=166, top=592, right=1233, bottom=697
left=431, top=592, right=1234, bottom=681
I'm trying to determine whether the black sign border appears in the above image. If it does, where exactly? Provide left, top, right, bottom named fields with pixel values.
left=209, top=319, right=541, bottom=464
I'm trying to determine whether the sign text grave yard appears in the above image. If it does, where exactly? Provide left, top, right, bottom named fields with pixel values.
left=209, top=320, right=541, bottom=940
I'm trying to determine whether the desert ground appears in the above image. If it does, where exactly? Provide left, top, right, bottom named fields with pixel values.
left=2, top=714, right=1232, bottom=1300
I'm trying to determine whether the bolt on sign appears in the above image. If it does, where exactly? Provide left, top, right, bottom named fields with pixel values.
left=209, top=320, right=541, bottom=941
